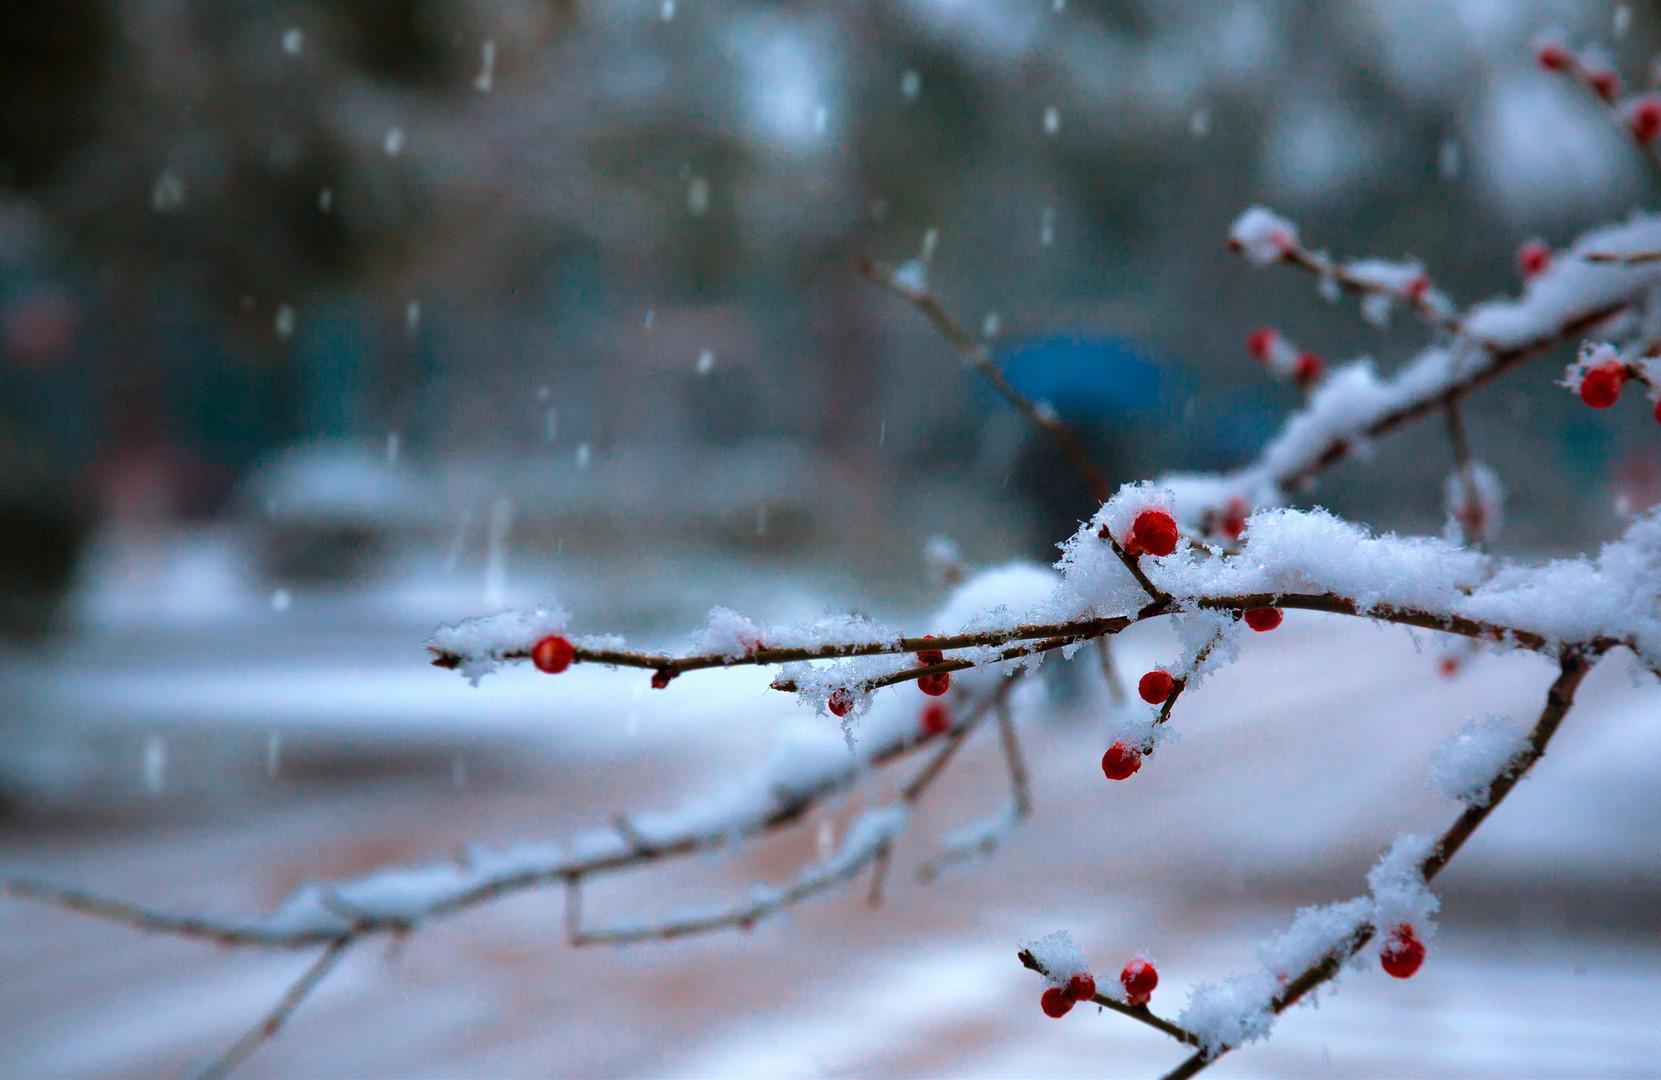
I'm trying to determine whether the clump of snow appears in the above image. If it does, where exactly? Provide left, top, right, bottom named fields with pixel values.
left=891, top=258, right=928, bottom=292
left=1430, top=714, right=1530, bottom=806
left=1366, top=833, right=1440, bottom=945
left=691, top=606, right=764, bottom=658
left=1024, top=929, right=1090, bottom=989
left=1178, top=972, right=1278, bottom=1055
left=1463, top=214, right=1661, bottom=349
left=1257, top=898, right=1371, bottom=981
left=1151, top=507, right=1487, bottom=615
left=1229, top=206, right=1298, bottom=267
left=1168, top=608, right=1241, bottom=686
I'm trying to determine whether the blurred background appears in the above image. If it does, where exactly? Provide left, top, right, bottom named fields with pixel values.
left=3, top=1, right=1661, bottom=1077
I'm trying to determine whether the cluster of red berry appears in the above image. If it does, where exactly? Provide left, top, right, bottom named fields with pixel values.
left=1040, top=958, right=1160, bottom=1018
left=1097, top=511, right=1285, bottom=784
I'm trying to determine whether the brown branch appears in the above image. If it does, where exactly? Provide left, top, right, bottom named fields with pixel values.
left=1095, top=637, right=1128, bottom=704
left=1275, top=299, right=1630, bottom=491
left=857, top=256, right=1166, bottom=603
left=858, top=256, right=1110, bottom=504
left=1017, top=949, right=1202, bottom=1047
left=1441, top=397, right=1487, bottom=551
left=1256, top=238, right=1460, bottom=334
left=438, top=587, right=1577, bottom=692
left=1583, top=249, right=1661, bottom=265
left=1157, top=649, right=1597, bottom=1079
left=994, top=696, right=1033, bottom=818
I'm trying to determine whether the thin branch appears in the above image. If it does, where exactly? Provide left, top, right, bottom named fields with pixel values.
left=1245, top=235, right=1460, bottom=334
left=1583, top=249, right=1661, bottom=265
left=571, top=677, right=1014, bottom=946
left=1095, top=637, right=1128, bottom=704
left=1017, top=949, right=1202, bottom=1047
left=1441, top=397, right=1487, bottom=551
left=994, top=696, right=1032, bottom=818
left=1157, top=649, right=1597, bottom=1079
left=858, top=257, right=1110, bottom=504
left=437, top=590, right=1573, bottom=690
left=858, top=256, right=1166, bottom=603
left=196, top=937, right=353, bottom=1080
left=1540, top=52, right=1661, bottom=192
left=1273, top=298, right=1631, bottom=492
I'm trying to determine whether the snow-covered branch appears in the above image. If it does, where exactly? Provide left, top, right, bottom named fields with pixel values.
left=1022, top=649, right=1597, bottom=1080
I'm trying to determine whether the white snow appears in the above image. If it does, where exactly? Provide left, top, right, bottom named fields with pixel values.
left=1429, top=714, right=1531, bottom=806
left=1024, top=929, right=1090, bottom=989
left=1228, top=206, right=1298, bottom=267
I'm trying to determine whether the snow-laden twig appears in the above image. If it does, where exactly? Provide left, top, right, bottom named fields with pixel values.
left=1173, top=212, right=1661, bottom=532
left=1148, top=649, right=1596, bottom=1079
left=1228, top=208, right=1459, bottom=332
left=5, top=670, right=1029, bottom=951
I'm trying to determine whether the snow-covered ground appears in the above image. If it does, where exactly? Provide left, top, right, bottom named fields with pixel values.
left=3, top=533, right=1660, bottom=1077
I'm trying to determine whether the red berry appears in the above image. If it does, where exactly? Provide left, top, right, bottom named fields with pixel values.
left=828, top=688, right=854, bottom=717
left=1138, top=669, right=1175, bottom=705
left=1219, top=496, right=1249, bottom=541
left=1246, top=327, right=1277, bottom=361
left=916, top=635, right=945, bottom=666
left=920, top=702, right=950, bottom=736
left=1589, top=68, right=1621, bottom=103
left=918, top=672, right=951, bottom=697
left=531, top=634, right=575, bottom=674
left=1129, top=509, right=1179, bottom=558
left=1579, top=363, right=1625, bottom=408
left=1403, top=274, right=1429, bottom=303
left=1041, top=986, right=1074, bottom=1018
left=1516, top=241, right=1551, bottom=279
left=1101, top=741, right=1142, bottom=781
left=1067, top=972, right=1097, bottom=1001
left=651, top=668, right=675, bottom=689
left=1654, top=397, right=1661, bottom=425
left=1436, top=655, right=1460, bottom=679
left=1630, top=98, right=1661, bottom=143
left=1121, top=958, right=1158, bottom=1006
left=1244, top=607, right=1283, bottom=632
left=1293, top=351, right=1323, bottom=387
left=1535, top=41, right=1570, bottom=71
left=1380, top=923, right=1426, bottom=979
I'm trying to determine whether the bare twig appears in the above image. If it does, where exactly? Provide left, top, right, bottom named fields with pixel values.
left=1441, top=397, right=1487, bottom=551
left=196, top=937, right=353, bottom=1080
left=994, top=697, right=1032, bottom=818
left=858, top=256, right=1167, bottom=603
left=859, top=257, right=1110, bottom=504
left=1096, top=638, right=1128, bottom=704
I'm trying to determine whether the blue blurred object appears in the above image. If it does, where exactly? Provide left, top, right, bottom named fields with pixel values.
left=995, top=334, right=1172, bottom=420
